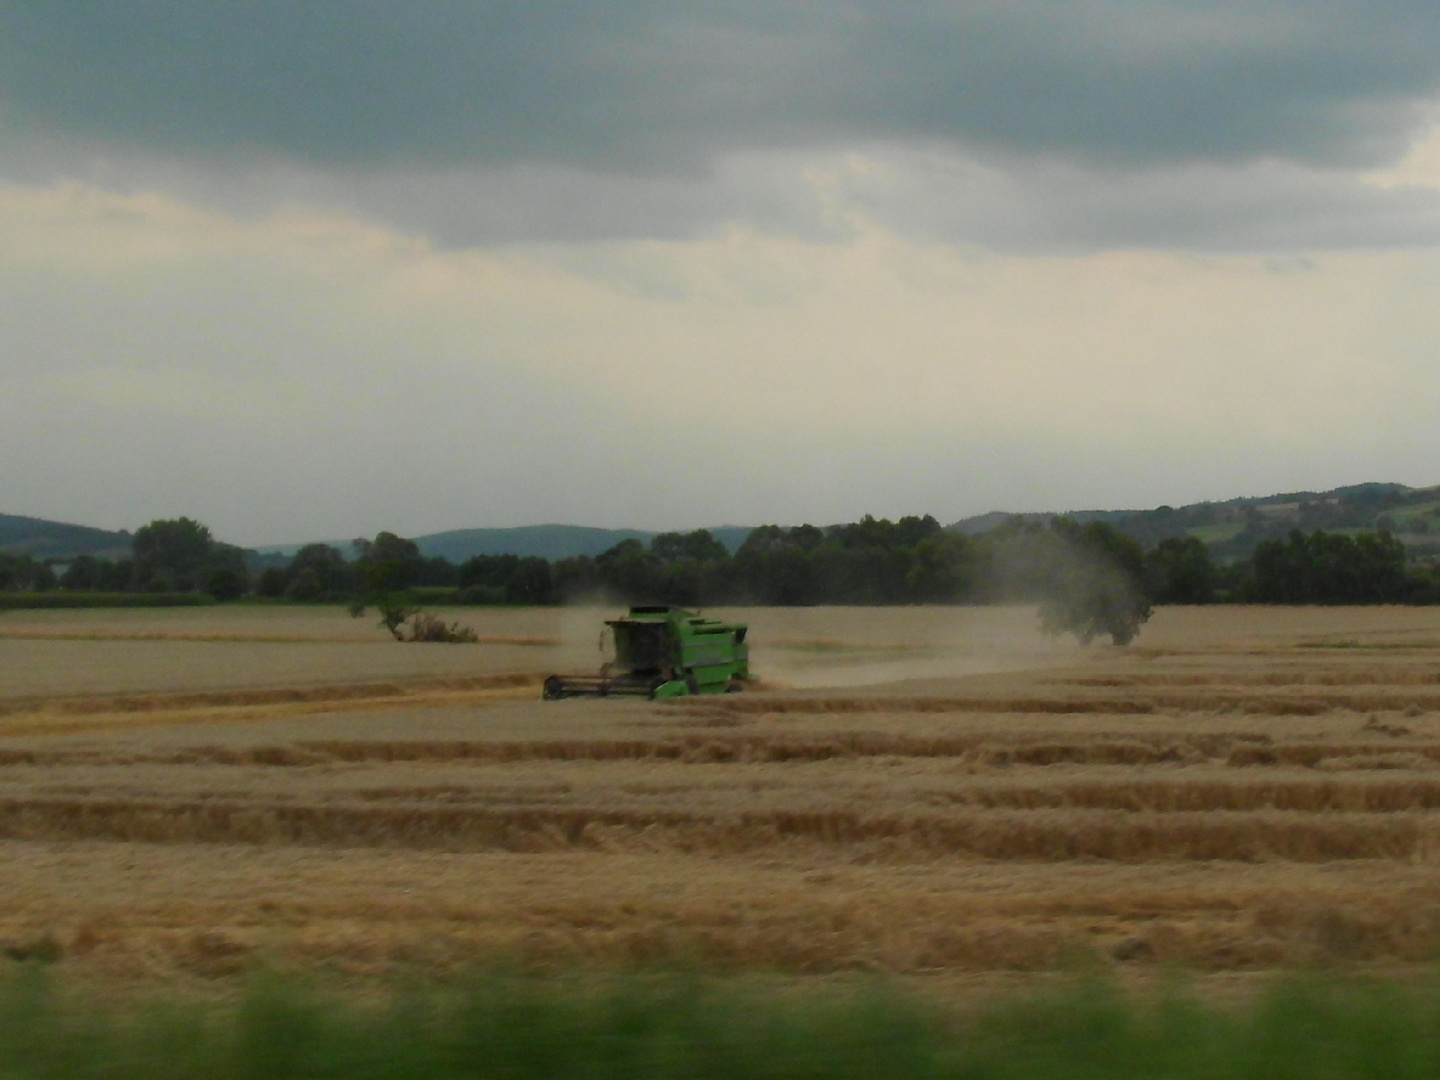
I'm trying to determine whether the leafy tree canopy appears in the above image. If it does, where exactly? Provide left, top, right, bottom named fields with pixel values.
left=130, top=517, right=247, bottom=597
left=1039, top=519, right=1153, bottom=645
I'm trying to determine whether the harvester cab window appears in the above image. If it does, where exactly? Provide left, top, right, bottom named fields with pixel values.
left=611, top=620, right=670, bottom=674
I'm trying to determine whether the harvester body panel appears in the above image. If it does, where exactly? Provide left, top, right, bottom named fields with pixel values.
left=543, top=606, right=751, bottom=700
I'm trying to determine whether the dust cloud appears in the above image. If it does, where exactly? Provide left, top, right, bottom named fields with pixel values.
left=708, top=605, right=1080, bottom=690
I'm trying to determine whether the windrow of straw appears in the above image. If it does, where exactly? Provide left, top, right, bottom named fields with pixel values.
left=8, top=727, right=1440, bottom=770
left=0, top=796, right=1430, bottom=861
left=0, top=630, right=560, bottom=644
left=441, top=899, right=1440, bottom=970
left=1063, top=668, right=1440, bottom=688
left=925, top=776, right=1440, bottom=813
left=291, top=733, right=1440, bottom=769
left=79, top=732, right=1261, bottom=767
left=15, top=866, right=1440, bottom=975
left=0, top=673, right=544, bottom=720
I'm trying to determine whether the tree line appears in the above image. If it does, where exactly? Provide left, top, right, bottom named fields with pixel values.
left=4, top=515, right=1439, bottom=621
left=0, top=518, right=249, bottom=599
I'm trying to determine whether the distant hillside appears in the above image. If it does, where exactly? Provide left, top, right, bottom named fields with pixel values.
left=950, top=509, right=1132, bottom=535
left=22, top=481, right=1439, bottom=569
left=256, top=525, right=755, bottom=563
left=0, top=514, right=131, bottom=559
left=950, top=482, right=1440, bottom=560
left=414, top=525, right=753, bottom=562
left=413, top=525, right=652, bottom=562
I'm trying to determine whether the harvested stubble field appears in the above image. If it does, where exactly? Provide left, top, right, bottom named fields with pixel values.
left=4, top=603, right=1440, bottom=992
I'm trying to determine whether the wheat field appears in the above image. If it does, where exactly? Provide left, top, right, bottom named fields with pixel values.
left=3, top=603, right=1440, bottom=987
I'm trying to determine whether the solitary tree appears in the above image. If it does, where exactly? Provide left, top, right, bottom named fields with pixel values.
left=1040, top=519, right=1153, bottom=645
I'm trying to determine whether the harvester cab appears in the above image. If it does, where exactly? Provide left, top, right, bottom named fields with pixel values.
left=543, top=606, right=752, bottom=700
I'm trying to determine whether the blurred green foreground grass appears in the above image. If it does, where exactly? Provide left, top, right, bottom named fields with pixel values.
left=4, top=967, right=1440, bottom=1079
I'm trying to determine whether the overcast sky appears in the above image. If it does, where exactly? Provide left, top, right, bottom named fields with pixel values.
left=3, top=2, right=1440, bottom=545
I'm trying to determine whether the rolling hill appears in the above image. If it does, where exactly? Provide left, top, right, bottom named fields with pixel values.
left=949, top=482, right=1440, bottom=559
left=254, top=525, right=756, bottom=563
left=416, top=525, right=754, bottom=562
left=0, top=514, right=132, bottom=560
left=13, top=480, right=1439, bottom=568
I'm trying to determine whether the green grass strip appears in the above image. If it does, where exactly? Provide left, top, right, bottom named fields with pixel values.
left=4, top=968, right=1440, bottom=1079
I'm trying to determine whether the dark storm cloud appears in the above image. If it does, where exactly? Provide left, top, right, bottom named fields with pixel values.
left=839, top=150, right=1440, bottom=252
left=3, top=1, right=1439, bottom=171
left=0, top=2, right=811, bottom=169
left=838, top=1, right=1439, bottom=168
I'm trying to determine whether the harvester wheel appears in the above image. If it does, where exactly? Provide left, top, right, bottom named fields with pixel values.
left=724, top=682, right=744, bottom=693
left=542, top=676, right=566, bottom=701
left=685, top=675, right=700, bottom=696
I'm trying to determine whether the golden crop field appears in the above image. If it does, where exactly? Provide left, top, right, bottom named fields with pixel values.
left=3, top=603, right=1440, bottom=991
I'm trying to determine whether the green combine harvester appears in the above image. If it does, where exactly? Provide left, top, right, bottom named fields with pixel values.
left=543, top=606, right=752, bottom=699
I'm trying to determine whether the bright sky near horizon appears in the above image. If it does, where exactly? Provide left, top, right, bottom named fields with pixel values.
left=3, top=3, right=1440, bottom=545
